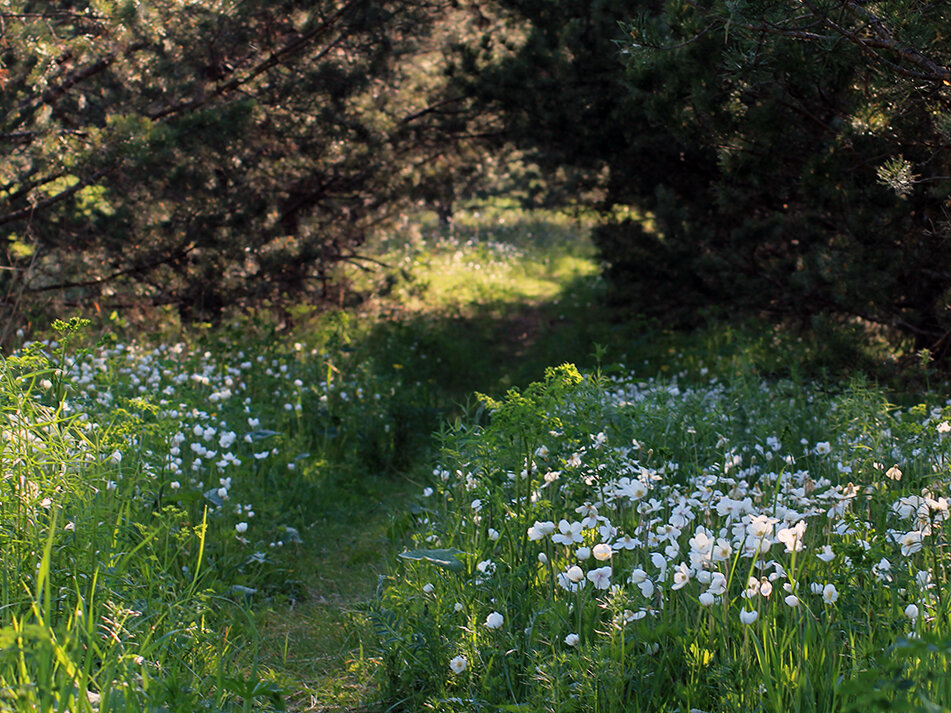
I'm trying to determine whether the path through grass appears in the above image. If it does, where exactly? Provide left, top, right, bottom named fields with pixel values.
left=239, top=204, right=915, bottom=711
left=253, top=206, right=615, bottom=711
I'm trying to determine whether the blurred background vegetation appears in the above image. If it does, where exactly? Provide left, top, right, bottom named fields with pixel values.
left=2, top=0, right=951, bottom=368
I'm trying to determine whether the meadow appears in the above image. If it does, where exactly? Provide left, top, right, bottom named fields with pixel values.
left=3, top=206, right=950, bottom=712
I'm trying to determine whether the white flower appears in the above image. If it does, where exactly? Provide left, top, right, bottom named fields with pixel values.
left=706, top=571, right=727, bottom=596
left=449, top=655, right=467, bottom=674
left=557, top=573, right=585, bottom=592
left=613, top=534, right=640, bottom=550
left=898, top=530, right=924, bottom=557
left=422, top=487, right=433, bottom=497
left=739, top=609, right=759, bottom=625
left=484, top=611, right=504, bottom=629
left=937, top=421, right=951, bottom=435
left=587, top=565, right=613, bottom=590
left=671, top=563, right=691, bottom=590
left=759, top=580, right=773, bottom=598
left=698, top=592, right=715, bottom=607
left=477, top=560, right=496, bottom=575
left=822, top=584, right=838, bottom=604
left=552, top=519, right=584, bottom=545
left=235, top=522, right=248, bottom=534
left=629, top=568, right=648, bottom=584
left=422, top=583, right=434, bottom=594
left=776, top=521, right=807, bottom=553
left=904, top=603, right=920, bottom=620
left=816, top=545, right=835, bottom=562
left=592, top=543, right=613, bottom=561
left=566, top=565, right=585, bottom=582
left=564, top=633, right=580, bottom=647
left=488, top=528, right=500, bottom=541
left=814, top=441, right=832, bottom=455
left=747, top=515, right=775, bottom=539
left=784, top=595, right=800, bottom=608
left=538, top=552, right=549, bottom=565
left=711, top=538, right=732, bottom=562
left=575, top=546, right=591, bottom=561
left=454, top=602, right=464, bottom=612
left=886, top=465, right=903, bottom=481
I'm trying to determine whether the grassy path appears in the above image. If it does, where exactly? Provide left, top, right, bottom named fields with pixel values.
left=254, top=477, right=412, bottom=711
left=241, top=207, right=909, bottom=712
left=253, top=210, right=612, bottom=711
left=239, top=206, right=688, bottom=711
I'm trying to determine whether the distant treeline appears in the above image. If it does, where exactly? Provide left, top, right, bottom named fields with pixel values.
left=3, top=1, right=951, bottom=359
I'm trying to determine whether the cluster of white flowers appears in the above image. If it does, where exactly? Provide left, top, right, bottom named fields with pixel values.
left=408, top=370, right=951, bottom=678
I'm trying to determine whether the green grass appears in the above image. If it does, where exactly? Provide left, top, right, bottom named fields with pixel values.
left=4, top=203, right=948, bottom=712
left=375, top=366, right=951, bottom=713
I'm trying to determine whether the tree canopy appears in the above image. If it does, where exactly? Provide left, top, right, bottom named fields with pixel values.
left=0, top=0, right=491, bottom=326
left=464, top=0, right=951, bottom=357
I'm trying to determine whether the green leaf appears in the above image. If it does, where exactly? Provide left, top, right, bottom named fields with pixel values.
left=247, top=429, right=281, bottom=441
left=399, top=548, right=467, bottom=572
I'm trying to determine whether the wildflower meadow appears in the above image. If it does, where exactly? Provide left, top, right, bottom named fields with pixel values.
left=4, top=212, right=951, bottom=712
left=377, top=363, right=951, bottom=712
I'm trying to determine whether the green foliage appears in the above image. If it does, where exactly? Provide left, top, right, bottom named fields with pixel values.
left=0, top=0, right=495, bottom=327
left=467, top=0, right=951, bottom=361
left=375, top=361, right=951, bottom=711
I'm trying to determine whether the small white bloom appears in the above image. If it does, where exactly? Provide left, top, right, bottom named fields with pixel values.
left=575, top=546, right=591, bottom=561
left=477, top=559, right=496, bottom=575
left=698, top=592, right=715, bottom=607
left=739, top=609, right=759, bottom=625
left=905, top=603, right=920, bottom=620
left=235, top=522, right=248, bottom=534
left=484, top=611, right=504, bottom=629
left=422, top=583, right=434, bottom=594
left=776, top=521, right=807, bottom=553
left=587, top=565, right=613, bottom=590
left=564, top=633, right=580, bottom=647
left=784, top=595, right=800, bottom=608
left=488, top=528, right=500, bottom=541
left=552, top=519, right=584, bottom=545
left=822, top=584, right=838, bottom=604
left=592, top=543, right=613, bottom=561
left=454, top=602, right=464, bottom=612
left=886, top=465, right=903, bottom=481
left=422, top=487, right=433, bottom=497
left=538, top=552, right=549, bottom=565
left=449, top=655, right=467, bottom=674
left=566, top=565, right=585, bottom=583
left=671, top=562, right=691, bottom=591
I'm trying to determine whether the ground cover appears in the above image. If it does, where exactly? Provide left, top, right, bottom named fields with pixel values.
left=3, top=204, right=946, bottom=712
left=377, top=364, right=951, bottom=712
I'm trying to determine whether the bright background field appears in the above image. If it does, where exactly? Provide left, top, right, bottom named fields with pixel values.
left=4, top=206, right=950, bottom=712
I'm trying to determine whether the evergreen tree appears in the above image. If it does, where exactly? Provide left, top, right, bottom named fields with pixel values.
left=0, top=0, right=478, bottom=326
left=469, top=0, right=951, bottom=357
